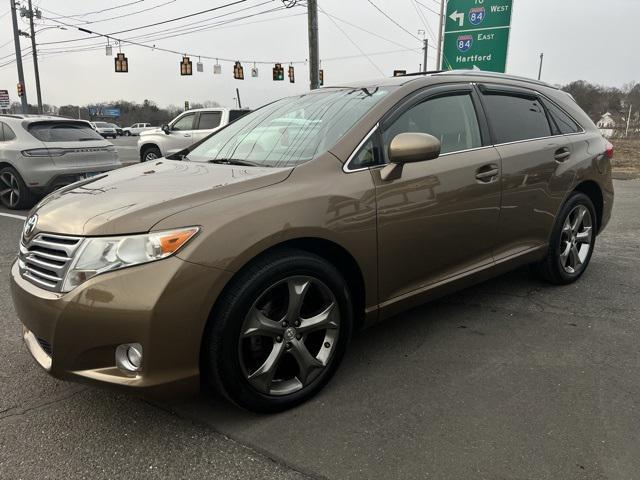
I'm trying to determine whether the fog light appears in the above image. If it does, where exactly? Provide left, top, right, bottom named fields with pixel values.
left=116, top=343, right=143, bottom=372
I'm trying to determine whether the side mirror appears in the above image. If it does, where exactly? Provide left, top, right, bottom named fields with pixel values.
left=162, top=124, right=171, bottom=135
left=381, top=132, right=441, bottom=180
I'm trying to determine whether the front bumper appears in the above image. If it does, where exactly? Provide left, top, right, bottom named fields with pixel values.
left=10, top=256, right=232, bottom=398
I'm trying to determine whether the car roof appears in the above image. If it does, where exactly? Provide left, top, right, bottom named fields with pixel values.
left=325, top=70, right=559, bottom=91
left=0, top=114, right=89, bottom=124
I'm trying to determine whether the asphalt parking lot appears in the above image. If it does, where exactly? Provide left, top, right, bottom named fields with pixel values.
left=1, top=178, right=639, bottom=479
left=110, top=135, right=142, bottom=165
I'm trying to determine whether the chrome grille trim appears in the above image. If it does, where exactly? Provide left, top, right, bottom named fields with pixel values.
left=19, top=232, right=84, bottom=292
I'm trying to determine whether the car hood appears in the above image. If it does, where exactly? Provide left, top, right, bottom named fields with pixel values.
left=31, top=160, right=293, bottom=236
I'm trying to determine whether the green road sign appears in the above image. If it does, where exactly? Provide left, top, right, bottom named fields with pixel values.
left=442, top=0, right=513, bottom=73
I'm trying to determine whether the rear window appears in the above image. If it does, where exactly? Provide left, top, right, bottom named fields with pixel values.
left=229, top=109, right=251, bottom=122
left=94, top=122, right=111, bottom=128
left=28, top=122, right=104, bottom=142
left=198, top=112, right=222, bottom=130
left=482, top=94, right=552, bottom=144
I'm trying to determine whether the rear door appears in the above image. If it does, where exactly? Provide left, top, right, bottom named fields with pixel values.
left=373, top=84, right=502, bottom=302
left=477, top=84, right=576, bottom=259
left=192, top=110, right=223, bottom=142
left=27, top=121, right=118, bottom=168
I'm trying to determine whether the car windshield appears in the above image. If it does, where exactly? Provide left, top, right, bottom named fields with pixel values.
left=185, top=87, right=393, bottom=168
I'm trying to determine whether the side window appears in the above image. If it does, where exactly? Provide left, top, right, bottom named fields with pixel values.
left=197, top=112, right=222, bottom=130
left=3, top=123, right=15, bottom=140
left=383, top=93, right=482, bottom=156
left=482, top=93, right=551, bottom=143
left=543, top=99, right=581, bottom=135
left=349, top=138, right=379, bottom=170
left=0, top=122, right=5, bottom=142
left=172, top=114, right=195, bottom=131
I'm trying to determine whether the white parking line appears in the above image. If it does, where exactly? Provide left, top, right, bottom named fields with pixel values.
left=0, top=212, right=26, bottom=221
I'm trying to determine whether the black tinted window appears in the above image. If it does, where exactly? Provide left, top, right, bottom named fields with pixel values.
left=482, top=94, right=551, bottom=143
left=28, top=122, right=103, bottom=142
left=229, top=110, right=250, bottom=122
left=543, top=100, right=581, bottom=134
left=0, top=122, right=5, bottom=142
left=384, top=93, right=482, bottom=155
left=198, top=112, right=222, bottom=130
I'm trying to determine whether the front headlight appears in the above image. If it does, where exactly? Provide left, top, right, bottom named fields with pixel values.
left=62, top=227, right=199, bottom=292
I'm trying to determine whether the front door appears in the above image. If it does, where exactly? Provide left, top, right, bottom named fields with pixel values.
left=373, top=85, right=501, bottom=303
left=166, top=112, right=197, bottom=156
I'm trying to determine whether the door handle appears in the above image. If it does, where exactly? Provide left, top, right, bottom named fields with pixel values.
left=554, top=148, right=571, bottom=162
left=183, top=134, right=191, bottom=137
left=475, top=164, right=499, bottom=182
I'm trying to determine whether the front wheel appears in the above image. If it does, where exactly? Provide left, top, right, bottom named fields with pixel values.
left=141, top=146, right=161, bottom=162
left=202, top=249, right=353, bottom=413
left=534, top=192, right=596, bottom=284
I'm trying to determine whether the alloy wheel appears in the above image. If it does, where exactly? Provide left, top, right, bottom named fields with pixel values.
left=559, top=204, right=593, bottom=274
left=0, top=171, right=20, bottom=208
left=144, top=151, right=159, bottom=162
left=238, top=276, right=340, bottom=396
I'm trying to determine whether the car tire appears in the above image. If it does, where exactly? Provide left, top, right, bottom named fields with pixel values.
left=141, top=146, right=162, bottom=162
left=202, top=248, right=354, bottom=413
left=533, top=192, right=597, bottom=285
left=0, top=166, right=35, bottom=210
left=125, top=131, right=131, bottom=137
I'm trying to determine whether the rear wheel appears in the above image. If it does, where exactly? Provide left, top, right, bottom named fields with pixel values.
left=202, top=249, right=353, bottom=413
left=0, top=166, right=35, bottom=210
left=142, top=146, right=161, bottom=162
left=534, top=192, right=596, bottom=284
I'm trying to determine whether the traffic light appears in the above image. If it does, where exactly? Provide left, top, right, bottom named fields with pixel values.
left=180, top=56, right=192, bottom=75
left=17, top=82, right=24, bottom=97
left=288, top=65, right=295, bottom=83
left=319, top=69, right=324, bottom=86
left=273, top=63, right=284, bottom=81
left=233, top=61, right=244, bottom=80
left=115, top=53, right=128, bottom=73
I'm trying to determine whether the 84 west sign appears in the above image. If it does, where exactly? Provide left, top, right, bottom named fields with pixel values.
left=442, top=0, right=513, bottom=73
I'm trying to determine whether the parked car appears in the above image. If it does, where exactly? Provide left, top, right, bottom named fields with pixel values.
left=11, top=72, right=613, bottom=413
left=90, top=121, right=118, bottom=139
left=122, top=123, right=153, bottom=136
left=137, top=108, right=251, bottom=162
left=0, top=114, right=121, bottom=209
left=108, top=123, right=123, bottom=136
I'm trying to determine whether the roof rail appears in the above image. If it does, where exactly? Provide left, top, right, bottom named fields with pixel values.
left=394, top=70, right=444, bottom=77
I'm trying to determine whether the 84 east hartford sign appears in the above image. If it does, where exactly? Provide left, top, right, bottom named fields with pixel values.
left=442, top=0, right=513, bottom=73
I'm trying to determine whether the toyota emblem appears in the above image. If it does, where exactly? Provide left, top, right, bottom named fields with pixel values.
left=23, top=214, right=38, bottom=238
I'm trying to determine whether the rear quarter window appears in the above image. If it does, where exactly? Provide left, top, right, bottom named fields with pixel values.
left=28, top=122, right=104, bottom=142
left=542, top=99, right=582, bottom=134
left=482, top=93, right=552, bottom=144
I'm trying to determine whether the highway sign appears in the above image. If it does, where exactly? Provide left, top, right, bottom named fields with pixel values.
left=442, top=0, right=513, bottom=73
left=0, top=90, right=10, bottom=109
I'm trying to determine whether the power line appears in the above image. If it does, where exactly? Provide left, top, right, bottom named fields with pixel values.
left=106, top=0, right=248, bottom=36
left=45, top=1, right=146, bottom=20
left=41, top=1, right=178, bottom=27
left=366, top=0, right=421, bottom=41
left=414, top=0, right=441, bottom=17
left=318, top=4, right=384, bottom=76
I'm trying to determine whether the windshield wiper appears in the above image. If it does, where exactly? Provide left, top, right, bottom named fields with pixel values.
left=207, top=158, right=261, bottom=167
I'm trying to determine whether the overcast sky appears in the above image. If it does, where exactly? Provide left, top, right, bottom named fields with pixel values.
left=0, top=0, right=637, bottom=110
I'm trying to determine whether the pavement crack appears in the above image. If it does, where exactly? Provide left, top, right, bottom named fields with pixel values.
left=0, top=387, right=88, bottom=422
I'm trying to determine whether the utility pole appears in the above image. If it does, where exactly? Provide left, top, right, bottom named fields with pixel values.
left=422, top=38, right=429, bottom=72
left=625, top=104, right=633, bottom=138
left=235, top=88, right=242, bottom=109
left=307, top=0, right=320, bottom=90
left=537, top=52, right=544, bottom=81
left=27, top=0, right=42, bottom=113
left=9, top=0, right=28, bottom=113
left=436, top=0, right=445, bottom=70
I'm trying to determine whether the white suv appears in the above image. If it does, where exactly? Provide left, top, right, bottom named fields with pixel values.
left=0, top=115, right=121, bottom=209
left=137, top=108, right=250, bottom=162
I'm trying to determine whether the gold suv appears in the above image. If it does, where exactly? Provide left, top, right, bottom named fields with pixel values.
left=11, top=72, right=614, bottom=412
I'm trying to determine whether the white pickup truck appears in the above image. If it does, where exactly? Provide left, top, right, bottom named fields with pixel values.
left=122, top=123, right=155, bottom=136
left=137, top=108, right=250, bottom=162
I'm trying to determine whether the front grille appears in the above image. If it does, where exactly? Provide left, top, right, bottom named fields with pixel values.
left=36, top=337, right=53, bottom=356
left=19, top=233, right=83, bottom=292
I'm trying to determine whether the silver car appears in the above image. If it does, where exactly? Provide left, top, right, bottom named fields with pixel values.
left=0, top=115, right=121, bottom=209
left=90, top=121, right=118, bottom=139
